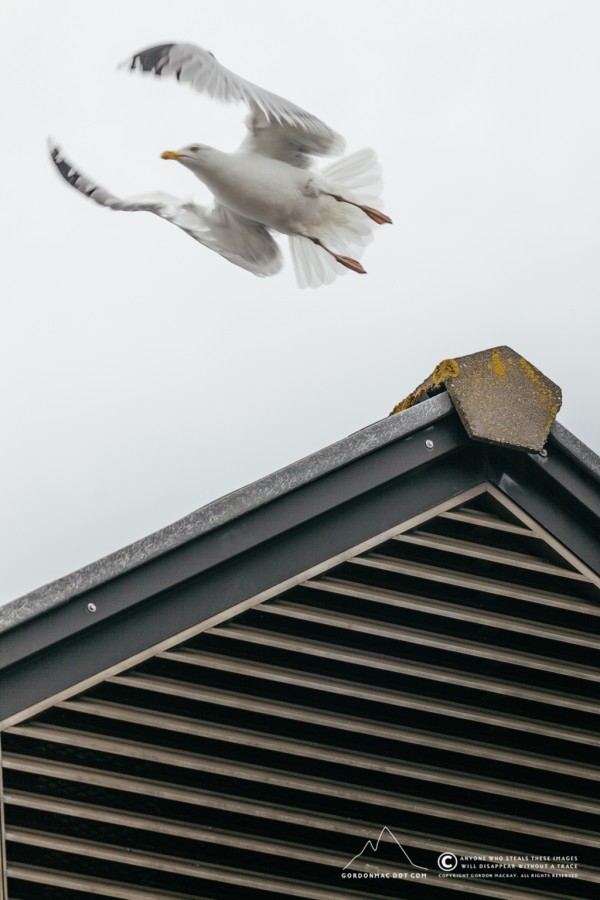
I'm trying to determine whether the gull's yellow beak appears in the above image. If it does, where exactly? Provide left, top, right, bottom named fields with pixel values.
left=161, top=150, right=183, bottom=160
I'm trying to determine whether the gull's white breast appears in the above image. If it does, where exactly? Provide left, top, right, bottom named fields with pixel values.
left=199, top=151, right=325, bottom=235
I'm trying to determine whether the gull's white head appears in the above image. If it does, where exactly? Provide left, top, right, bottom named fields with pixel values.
left=161, top=144, right=218, bottom=170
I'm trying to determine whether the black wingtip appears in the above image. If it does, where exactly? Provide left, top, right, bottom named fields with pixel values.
left=49, top=143, right=81, bottom=188
left=127, top=43, right=176, bottom=75
left=48, top=141, right=100, bottom=199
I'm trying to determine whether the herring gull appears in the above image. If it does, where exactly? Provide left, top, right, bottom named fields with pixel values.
left=50, top=43, right=391, bottom=288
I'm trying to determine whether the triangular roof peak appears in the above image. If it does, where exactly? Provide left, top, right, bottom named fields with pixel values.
left=1, top=352, right=599, bottom=727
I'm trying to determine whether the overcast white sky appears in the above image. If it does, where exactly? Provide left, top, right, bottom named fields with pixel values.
left=2, top=0, right=599, bottom=604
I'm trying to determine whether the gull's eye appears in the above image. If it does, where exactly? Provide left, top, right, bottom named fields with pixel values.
left=190, top=145, right=200, bottom=152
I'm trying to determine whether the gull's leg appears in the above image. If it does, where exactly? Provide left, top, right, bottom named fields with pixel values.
left=308, top=236, right=366, bottom=275
left=325, top=193, right=392, bottom=225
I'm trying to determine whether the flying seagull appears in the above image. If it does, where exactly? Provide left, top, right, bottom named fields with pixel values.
left=50, top=43, right=391, bottom=288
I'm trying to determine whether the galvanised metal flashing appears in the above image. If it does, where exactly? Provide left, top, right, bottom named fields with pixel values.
left=0, top=393, right=455, bottom=635
left=551, top=418, right=600, bottom=484
left=1, top=391, right=599, bottom=730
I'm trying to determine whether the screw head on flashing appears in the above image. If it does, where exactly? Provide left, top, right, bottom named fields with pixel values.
left=425, top=439, right=434, bottom=450
left=539, top=448, right=548, bottom=457
left=87, top=602, right=97, bottom=613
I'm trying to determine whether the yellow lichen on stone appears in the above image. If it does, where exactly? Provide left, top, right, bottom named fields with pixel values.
left=515, top=358, right=562, bottom=435
left=389, top=396, right=415, bottom=415
left=433, top=358, right=460, bottom=384
left=490, top=350, right=507, bottom=379
left=519, top=357, right=542, bottom=385
left=389, top=358, right=460, bottom=416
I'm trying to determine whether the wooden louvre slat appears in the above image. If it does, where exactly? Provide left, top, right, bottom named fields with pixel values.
left=7, top=828, right=362, bottom=900
left=5, top=862, right=586, bottom=900
left=3, top=804, right=365, bottom=880
left=6, top=723, right=600, bottom=846
left=203, top=625, right=600, bottom=713
left=351, top=554, right=600, bottom=616
left=257, top=601, right=600, bottom=683
left=3, top=752, right=413, bottom=840
left=6, top=864, right=201, bottom=900
left=304, top=576, right=600, bottom=649
left=438, top=507, right=540, bottom=536
left=107, top=665, right=598, bottom=747
left=158, top=647, right=600, bottom=734
left=393, top=531, right=587, bottom=579
left=5, top=754, right=599, bottom=892
left=42, top=698, right=600, bottom=814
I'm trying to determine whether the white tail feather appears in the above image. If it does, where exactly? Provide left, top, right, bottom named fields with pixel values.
left=321, top=148, right=383, bottom=206
left=290, top=237, right=346, bottom=289
left=290, top=147, right=384, bottom=289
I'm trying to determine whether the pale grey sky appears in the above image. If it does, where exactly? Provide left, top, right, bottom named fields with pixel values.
left=2, top=0, right=599, bottom=603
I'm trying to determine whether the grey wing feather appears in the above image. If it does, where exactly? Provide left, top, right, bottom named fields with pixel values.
left=48, top=142, right=283, bottom=277
left=122, top=43, right=345, bottom=165
left=240, top=109, right=335, bottom=168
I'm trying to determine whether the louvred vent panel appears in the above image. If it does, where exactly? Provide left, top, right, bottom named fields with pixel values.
left=3, top=492, right=600, bottom=898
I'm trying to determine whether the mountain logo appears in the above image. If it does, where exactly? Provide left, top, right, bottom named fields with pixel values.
left=343, top=827, right=429, bottom=871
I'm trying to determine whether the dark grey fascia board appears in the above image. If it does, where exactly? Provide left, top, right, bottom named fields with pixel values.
left=0, top=414, right=481, bottom=725
left=487, top=435, right=600, bottom=580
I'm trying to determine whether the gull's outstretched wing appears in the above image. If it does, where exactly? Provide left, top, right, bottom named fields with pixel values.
left=121, top=43, right=345, bottom=167
left=49, top=142, right=283, bottom=277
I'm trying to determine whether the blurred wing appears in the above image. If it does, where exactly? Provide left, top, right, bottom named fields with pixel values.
left=122, top=43, right=345, bottom=166
left=240, top=108, right=340, bottom=168
left=49, top=142, right=283, bottom=277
